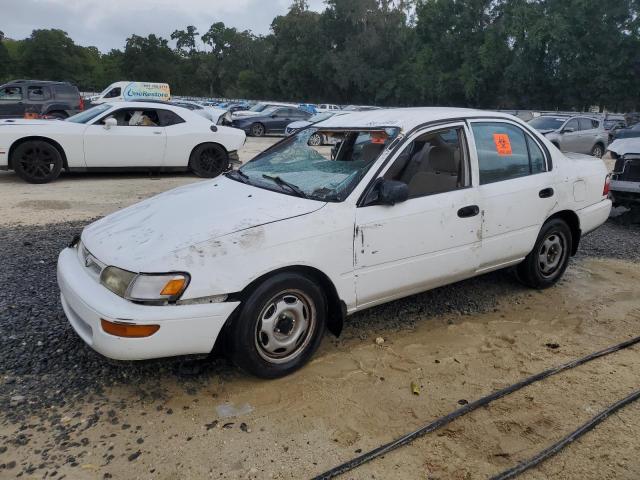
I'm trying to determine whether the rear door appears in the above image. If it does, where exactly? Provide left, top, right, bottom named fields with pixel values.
left=469, top=120, right=556, bottom=271
left=83, top=108, right=167, bottom=167
left=577, top=117, right=598, bottom=154
left=25, top=85, right=51, bottom=116
left=0, top=85, right=25, bottom=118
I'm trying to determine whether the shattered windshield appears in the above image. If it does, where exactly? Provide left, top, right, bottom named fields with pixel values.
left=229, top=127, right=399, bottom=202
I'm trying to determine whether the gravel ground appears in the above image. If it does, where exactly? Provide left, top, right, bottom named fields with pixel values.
left=1, top=216, right=638, bottom=423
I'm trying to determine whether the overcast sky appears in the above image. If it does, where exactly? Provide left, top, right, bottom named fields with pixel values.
left=3, top=0, right=326, bottom=52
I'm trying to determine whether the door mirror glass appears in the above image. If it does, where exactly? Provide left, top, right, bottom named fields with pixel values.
left=103, top=117, right=117, bottom=130
left=376, top=179, right=409, bottom=206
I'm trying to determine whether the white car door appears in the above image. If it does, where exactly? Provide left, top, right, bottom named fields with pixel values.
left=354, top=124, right=482, bottom=308
left=83, top=107, right=167, bottom=167
left=468, top=120, right=556, bottom=271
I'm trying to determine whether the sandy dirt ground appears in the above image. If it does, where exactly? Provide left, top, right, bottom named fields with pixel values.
left=1, top=139, right=639, bottom=480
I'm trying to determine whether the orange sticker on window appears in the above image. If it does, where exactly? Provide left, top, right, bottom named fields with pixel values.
left=493, top=133, right=512, bottom=156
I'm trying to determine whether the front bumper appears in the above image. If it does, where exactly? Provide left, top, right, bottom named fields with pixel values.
left=57, top=247, right=240, bottom=361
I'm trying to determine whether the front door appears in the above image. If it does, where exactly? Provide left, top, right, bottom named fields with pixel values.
left=354, top=124, right=482, bottom=308
left=558, top=118, right=581, bottom=152
left=83, top=108, right=167, bottom=167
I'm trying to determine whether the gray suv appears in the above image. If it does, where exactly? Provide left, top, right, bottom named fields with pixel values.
left=529, top=115, right=608, bottom=158
left=0, top=80, right=83, bottom=119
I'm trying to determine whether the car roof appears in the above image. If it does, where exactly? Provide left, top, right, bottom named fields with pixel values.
left=314, top=107, right=519, bottom=132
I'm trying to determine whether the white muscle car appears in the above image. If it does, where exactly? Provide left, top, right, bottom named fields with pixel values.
left=0, top=101, right=246, bottom=183
left=57, top=108, right=612, bottom=378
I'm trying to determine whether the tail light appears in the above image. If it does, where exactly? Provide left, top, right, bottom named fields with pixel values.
left=603, top=175, right=611, bottom=196
left=79, top=97, right=85, bottom=111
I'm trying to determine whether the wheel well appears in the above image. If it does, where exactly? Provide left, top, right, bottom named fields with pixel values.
left=8, top=136, right=68, bottom=170
left=233, top=265, right=345, bottom=337
left=546, top=210, right=581, bottom=255
left=46, top=110, right=68, bottom=118
left=190, top=142, right=228, bottom=157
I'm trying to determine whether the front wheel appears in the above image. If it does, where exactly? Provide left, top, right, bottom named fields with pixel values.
left=227, top=272, right=327, bottom=378
left=12, top=140, right=63, bottom=184
left=308, top=132, right=323, bottom=146
left=250, top=123, right=265, bottom=137
left=516, top=219, right=573, bottom=289
left=189, top=143, right=229, bottom=178
left=591, top=143, right=604, bottom=158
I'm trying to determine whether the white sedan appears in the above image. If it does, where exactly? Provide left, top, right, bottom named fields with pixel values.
left=0, top=101, right=246, bottom=183
left=57, top=108, right=611, bottom=378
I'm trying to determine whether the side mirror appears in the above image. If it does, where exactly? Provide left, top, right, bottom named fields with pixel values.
left=376, top=179, right=409, bottom=206
left=270, top=113, right=277, bottom=118
left=562, top=127, right=575, bottom=133
left=103, top=117, right=117, bottom=130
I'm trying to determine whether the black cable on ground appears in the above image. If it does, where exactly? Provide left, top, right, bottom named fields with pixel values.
left=310, top=335, right=640, bottom=480
left=490, top=388, right=640, bottom=479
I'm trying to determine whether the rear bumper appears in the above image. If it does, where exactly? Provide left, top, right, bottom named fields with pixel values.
left=57, top=247, right=240, bottom=361
left=577, top=199, right=612, bottom=235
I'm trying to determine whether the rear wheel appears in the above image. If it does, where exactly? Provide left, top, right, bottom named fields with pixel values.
left=591, top=143, right=604, bottom=158
left=308, top=132, right=323, bottom=146
left=12, top=140, right=63, bottom=184
left=516, top=219, right=573, bottom=289
left=227, top=272, right=327, bottom=378
left=250, top=123, right=265, bottom=137
left=189, top=143, right=229, bottom=178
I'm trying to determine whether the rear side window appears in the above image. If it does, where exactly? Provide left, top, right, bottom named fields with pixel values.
left=28, top=86, right=51, bottom=101
left=0, top=86, right=22, bottom=100
left=52, top=84, right=79, bottom=98
left=157, top=109, right=185, bottom=127
left=472, top=122, right=547, bottom=185
left=579, top=118, right=597, bottom=130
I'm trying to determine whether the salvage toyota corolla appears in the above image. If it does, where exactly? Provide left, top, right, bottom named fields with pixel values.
left=57, top=108, right=612, bottom=378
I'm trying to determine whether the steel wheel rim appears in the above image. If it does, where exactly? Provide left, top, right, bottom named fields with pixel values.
left=18, top=145, right=55, bottom=180
left=593, top=145, right=603, bottom=157
left=254, top=289, right=316, bottom=364
left=309, top=133, right=322, bottom=146
left=252, top=124, right=264, bottom=136
left=198, top=147, right=225, bottom=175
left=538, top=231, right=567, bottom=277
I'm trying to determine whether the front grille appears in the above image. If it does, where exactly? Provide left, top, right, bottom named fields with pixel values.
left=614, top=157, right=640, bottom=182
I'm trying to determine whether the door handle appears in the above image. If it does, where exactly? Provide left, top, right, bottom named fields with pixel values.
left=153, top=131, right=162, bottom=135
left=457, top=205, right=479, bottom=218
left=539, top=187, right=554, bottom=198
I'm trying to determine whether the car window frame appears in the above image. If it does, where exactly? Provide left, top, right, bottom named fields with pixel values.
left=27, top=85, right=52, bottom=101
left=0, top=86, right=23, bottom=101
left=156, top=108, right=185, bottom=127
left=378, top=122, right=472, bottom=200
left=467, top=119, right=551, bottom=185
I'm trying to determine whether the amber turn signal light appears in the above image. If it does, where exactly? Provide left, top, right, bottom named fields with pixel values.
left=160, top=278, right=187, bottom=296
left=101, top=319, right=160, bottom=338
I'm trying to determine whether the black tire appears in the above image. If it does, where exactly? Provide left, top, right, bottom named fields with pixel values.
left=516, top=219, right=573, bottom=289
left=308, top=132, right=323, bottom=146
left=189, top=143, right=229, bottom=178
left=12, top=140, right=63, bottom=184
left=591, top=143, right=605, bottom=158
left=227, top=272, right=327, bottom=378
left=47, top=111, right=68, bottom=120
left=250, top=123, right=265, bottom=137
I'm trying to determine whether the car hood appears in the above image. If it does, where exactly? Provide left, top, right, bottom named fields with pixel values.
left=0, top=119, right=69, bottom=126
left=81, top=176, right=326, bottom=271
left=232, top=111, right=261, bottom=119
left=608, top=138, right=640, bottom=156
left=288, top=120, right=311, bottom=129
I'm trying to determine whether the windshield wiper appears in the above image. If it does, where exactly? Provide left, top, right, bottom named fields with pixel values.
left=261, top=174, right=307, bottom=198
left=226, top=169, right=250, bottom=184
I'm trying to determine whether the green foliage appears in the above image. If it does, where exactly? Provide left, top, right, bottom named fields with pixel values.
left=2, top=0, right=639, bottom=110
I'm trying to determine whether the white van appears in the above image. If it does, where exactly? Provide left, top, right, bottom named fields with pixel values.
left=90, top=82, right=171, bottom=104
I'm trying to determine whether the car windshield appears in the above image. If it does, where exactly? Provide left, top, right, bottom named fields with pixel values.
left=308, top=112, right=334, bottom=123
left=249, top=103, right=268, bottom=112
left=228, top=127, right=399, bottom=202
left=529, top=117, right=567, bottom=131
left=66, top=103, right=112, bottom=123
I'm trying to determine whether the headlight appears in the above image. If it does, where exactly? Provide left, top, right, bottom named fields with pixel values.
left=100, top=267, right=190, bottom=303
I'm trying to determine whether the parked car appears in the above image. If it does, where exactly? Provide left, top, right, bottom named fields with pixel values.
left=0, top=80, right=83, bottom=119
left=167, top=100, right=228, bottom=124
left=317, top=104, right=341, bottom=112
left=607, top=138, right=640, bottom=208
left=610, top=123, right=640, bottom=141
left=232, top=106, right=311, bottom=136
left=285, top=111, right=348, bottom=145
left=604, top=117, right=627, bottom=142
left=0, top=101, right=245, bottom=183
left=528, top=114, right=608, bottom=157
left=57, top=108, right=611, bottom=378
left=232, top=102, right=297, bottom=120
